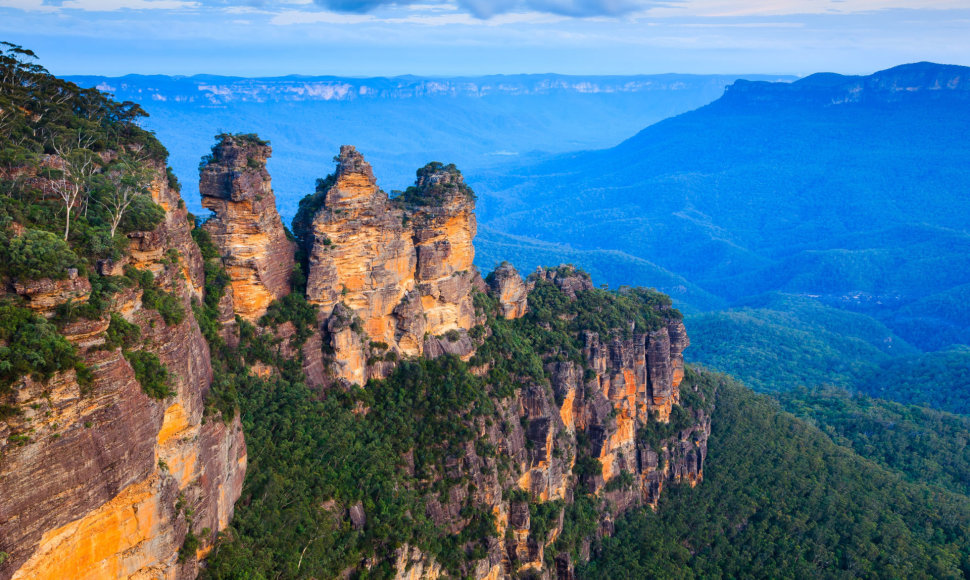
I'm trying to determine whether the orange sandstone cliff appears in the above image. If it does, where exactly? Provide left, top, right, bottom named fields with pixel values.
left=1, top=136, right=708, bottom=580
left=0, top=160, right=246, bottom=580
left=286, top=151, right=707, bottom=578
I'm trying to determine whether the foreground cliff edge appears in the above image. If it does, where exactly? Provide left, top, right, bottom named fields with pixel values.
left=0, top=49, right=711, bottom=579
left=0, top=51, right=247, bottom=577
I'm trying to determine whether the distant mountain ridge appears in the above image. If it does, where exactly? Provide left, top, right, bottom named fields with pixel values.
left=472, top=61, right=970, bottom=377
left=68, top=72, right=795, bottom=105
left=723, top=62, right=970, bottom=106
left=68, top=72, right=794, bottom=219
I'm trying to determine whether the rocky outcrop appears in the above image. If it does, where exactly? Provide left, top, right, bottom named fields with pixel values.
left=378, top=266, right=710, bottom=579
left=303, top=147, right=481, bottom=384
left=200, top=134, right=295, bottom=321
left=12, top=269, right=91, bottom=314
left=0, top=161, right=246, bottom=580
left=486, top=263, right=528, bottom=319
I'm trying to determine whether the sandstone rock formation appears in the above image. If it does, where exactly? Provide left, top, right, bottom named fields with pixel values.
left=12, top=268, right=91, bottom=314
left=200, top=134, right=295, bottom=321
left=1, top=137, right=708, bottom=580
left=301, top=147, right=481, bottom=384
left=288, top=150, right=707, bottom=577
left=0, top=160, right=246, bottom=580
left=506, top=268, right=700, bottom=504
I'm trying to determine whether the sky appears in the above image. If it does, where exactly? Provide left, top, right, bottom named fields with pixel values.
left=4, top=0, right=970, bottom=77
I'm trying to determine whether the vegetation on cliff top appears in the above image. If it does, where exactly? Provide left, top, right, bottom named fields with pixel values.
left=0, top=301, right=81, bottom=393
left=397, top=161, right=477, bottom=206
left=0, top=43, right=166, bottom=242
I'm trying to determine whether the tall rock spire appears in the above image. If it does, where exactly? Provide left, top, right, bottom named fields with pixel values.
left=200, top=133, right=296, bottom=321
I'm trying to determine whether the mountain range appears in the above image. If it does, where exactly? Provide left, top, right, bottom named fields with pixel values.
left=469, top=62, right=970, bottom=402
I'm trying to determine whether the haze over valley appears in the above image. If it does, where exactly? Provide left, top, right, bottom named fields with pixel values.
left=3, top=0, right=970, bottom=577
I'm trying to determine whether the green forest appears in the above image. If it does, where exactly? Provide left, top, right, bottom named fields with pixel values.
left=582, top=380, right=970, bottom=579
left=0, top=43, right=178, bottom=400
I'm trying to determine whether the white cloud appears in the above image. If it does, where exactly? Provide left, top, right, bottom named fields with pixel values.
left=385, top=10, right=566, bottom=24
left=60, top=0, right=197, bottom=9
left=0, top=0, right=57, bottom=11
left=641, top=0, right=970, bottom=18
left=270, top=8, right=374, bottom=23
left=269, top=6, right=564, bottom=25
left=405, top=2, right=459, bottom=11
left=224, top=5, right=272, bottom=13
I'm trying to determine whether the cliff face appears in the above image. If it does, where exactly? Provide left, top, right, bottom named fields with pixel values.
left=0, top=161, right=245, bottom=580
left=242, top=152, right=709, bottom=579
left=470, top=267, right=707, bottom=577
left=302, top=147, right=480, bottom=384
left=364, top=268, right=711, bottom=579
left=200, top=134, right=295, bottom=321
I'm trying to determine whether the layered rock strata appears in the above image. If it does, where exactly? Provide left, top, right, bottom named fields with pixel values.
left=302, top=147, right=481, bottom=384
left=1, top=136, right=708, bottom=580
left=200, top=134, right=295, bottom=321
left=0, top=160, right=246, bottom=580
left=510, top=267, right=699, bottom=499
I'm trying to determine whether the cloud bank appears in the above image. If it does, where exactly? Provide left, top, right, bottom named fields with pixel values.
left=316, top=0, right=649, bottom=18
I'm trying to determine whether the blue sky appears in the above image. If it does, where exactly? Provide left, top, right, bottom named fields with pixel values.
left=5, top=0, right=969, bottom=76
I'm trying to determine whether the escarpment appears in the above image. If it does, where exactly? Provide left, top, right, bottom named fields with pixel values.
left=0, top=156, right=245, bottom=579
left=2, top=54, right=713, bottom=580
left=199, top=134, right=295, bottom=321
left=352, top=265, right=711, bottom=579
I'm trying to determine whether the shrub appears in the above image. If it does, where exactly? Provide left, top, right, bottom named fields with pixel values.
left=1, top=228, right=78, bottom=281
left=104, top=313, right=141, bottom=350
left=126, top=266, right=185, bottom=326
left=0, top=301, right=80, bottom=392
left=119, top=194, right=165, bottom=234
left=166, top=166, right=181, bottom=192
left=124, top=350, right=175, bottom=399
left=179, top=528, right=200, bottom=563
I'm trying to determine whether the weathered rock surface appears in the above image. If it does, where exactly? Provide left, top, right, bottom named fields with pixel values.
left=1, top=136, right=709, bottom=580
left=200, top=134, right=295, bottom=321
left=486, top=263, right=528, bottom=319
left=303, top=147, right=481, bottom=384
left=0, top=161, right=246, bottom=580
